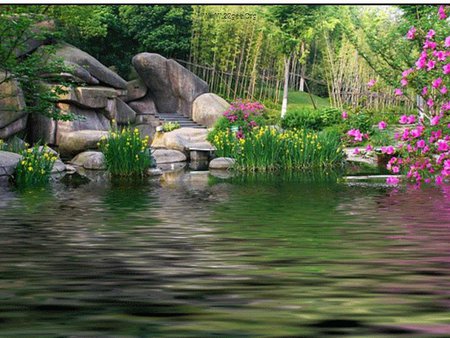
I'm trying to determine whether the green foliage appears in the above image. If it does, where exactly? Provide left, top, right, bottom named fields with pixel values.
left=369, top=128, right=396, bottom=147
left=14, top=145, right=57, bottom=187
left=98, top=126, right=153, bottom=176
left=282, top=107, right=341, bottom=131
left=210, top=126, right=345, bottom=171
left=162, top=121, right=180, bottom=132
left=0, top=136, right=28, bottom=153
left=0, top=8, right=74, bottom=121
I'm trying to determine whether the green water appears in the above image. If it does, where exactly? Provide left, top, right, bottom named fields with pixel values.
left=0, top=171, right=449, bottom=337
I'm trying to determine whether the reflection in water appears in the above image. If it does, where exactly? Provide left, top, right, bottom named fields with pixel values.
left=0, top=171, right=449, bottom=336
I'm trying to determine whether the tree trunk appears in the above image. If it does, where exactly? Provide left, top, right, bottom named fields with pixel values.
left=281, top=54, right=291, bottom=118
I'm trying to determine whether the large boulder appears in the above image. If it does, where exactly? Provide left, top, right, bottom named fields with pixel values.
left=58, top=86, right=118, bottom=109
left=29, top=114, right=56, bottom=145
left=209, top=157, right=235, bottom=170
left=115, top=98, right=137, bottom=124
left=70, top=151, right=106, bottom=170
left=0, top=72, right=27, bottom=131
left=192, top=93, right=229, bottom=128
left=55, top=103, right=110, bottom=144
left=52, top=43, right=127, bottom=89
left=128, top=94, right=158, bottom=116
left=58, top=130, right=109, bottom=157
left=132, top=53, right=208, bottom=117
left=0, top=150, right=21, bottom=176
left=152, top=149, right=187, bottom=164
left=0, top=115, right=28, bottom=139
left=14, top=20, right=55, bottom=57
left=124, top=78, right=147, bottom=102
left=151, top=127, right=212, bottom=154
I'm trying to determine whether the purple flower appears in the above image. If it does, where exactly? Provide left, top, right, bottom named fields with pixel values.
left=426, top=29, right=436, bottom=40
left=399, top=115, right=408, bottom=124
left=342, top=111, right=348, bottom=119
left=439, top=5, right=447, bottom=20
left=378, top=121, right=387, bottom=130
left=443, top=64, right=450, bottom=74
left=445, top=36, right=450, bottom=48
left=394, top=88, right=403, bottom=96
left=406, top=27, right=416, bottom=40
left=386, top=176, right=400, bottom=185
left=427, top=59, right=436, bottom=71
left=432, top=77, right=443, bottom=88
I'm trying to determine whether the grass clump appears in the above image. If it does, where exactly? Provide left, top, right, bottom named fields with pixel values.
left=98, top=126, right=154, bottom=176
left=162, top=121, right=180, bottom=132
left=14, top=145, right=57, bottom=187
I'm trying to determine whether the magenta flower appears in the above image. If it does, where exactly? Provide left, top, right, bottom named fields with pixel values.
left=341, top=111, right=348, bottom=119
left=427, top=59, right=436, bottom=71
left=427, top=98, right=434, bottom=107
left=392, top=166, right=400, bottom=174
left=426, top=29, right=436, bottom=39
left=406, top=27, right=416, bottom=40
left=367, top=79, right=376, bottom=87
left=417, top=139, right=426, bottom=148
left=402, top=68, right=414, bottom=77
left=378, top=121, right=387, bottom=130
left=433, top=50, right=447, bottom=61
left=432, top=77, right=443, bottom=88
left=353, top=148, right=360, bottom=155
left=443, top=64, right=450, bottom=74
left=399, top=115, right=408, bottom=124
left=431, top=115, right=441, bottom=126
left=416, top=57, right=427, bottom=69
left=400, top=78, right=408, bottom=86
left=423, top=40, right=437, bottom=50
left=440, top=86, right=448, bottom=94
left=381, top=145, right=395, bottom=155
left=422, top=86, right=428, bottom=95
left=386, top=177, right=400, bottom=185
left=394, top=88, right=403, bottom=96
left=435, top=175, right=443, bottom=185
left=439, top=5, right=447, bottom=20
left=407, top=115, right=416, bottom=124
left=437, top=140, right=449, bottom=152
left=366, top=144, right=373, bottom=152
left=445, top=36, right=450, bottom=47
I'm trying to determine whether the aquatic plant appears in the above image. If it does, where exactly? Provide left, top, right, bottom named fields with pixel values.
left=14, top=145, right=58, bottom=187
left=98, top=124, right=153, bottom=176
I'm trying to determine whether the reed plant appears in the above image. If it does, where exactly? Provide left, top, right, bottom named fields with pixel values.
left=210, top=126, right=345, bottom=171
left=14, top=145, right=58, bottom=187
left=98, top=126, right=153, bottom=176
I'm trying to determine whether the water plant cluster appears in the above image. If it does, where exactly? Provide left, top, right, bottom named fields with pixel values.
left=98, top=124, right=153, bottom=176
left=14, top=146, right=58, bottom=187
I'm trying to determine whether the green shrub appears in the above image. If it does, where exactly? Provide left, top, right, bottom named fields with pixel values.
left=282, top=107, right=342, bottom=131
left=162, top=121, right=180, bottom=132
left=0, top=136, right=28, bottom=154
left=99, top=126, right=154, bottom=176
left=14, top=145, right=58, bottom=187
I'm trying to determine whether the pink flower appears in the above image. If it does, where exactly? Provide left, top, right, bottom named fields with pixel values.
left=401, top=78, right=408, bottom=86
left=424, top=40, right=437, bottom=50
left=410, top=127, right=423, bottom=138
left=386, top=177, right=400, bottom=185
left=432, top=77, right=443, bottom=88
left=431, top=115, right=441, bottom=126
left=441, top=86, right=448, bottom=94
left=416, top=57, right=427, bottom=69
left=417, top=139, right=426, bottom=148
left=394, top=88, right=403, bottom=96
left=399, top=115, right=408, bottom=124
left=407, top=115, right=416, bottom=124
left=436, top=175, right=443, bottom=185
left=437, top=140, right=449, bottom=152
left=445, top=36, right=450, bottom=47
left=378, top=121, right=387, bottom=130
left=406, top=27, right=416, bottom=40
left=443, top=64, right=450, bottom=74
left=347, top=129, right=363, bottom=142
left=439, top=5, right=447, bottom=20
left=353, top=148, right=360, bottom=155
left=422, top=86, right=428, bottom=95
left=426, top=29, right=436, bottom=40
left=392, top=166, right=400, bottom=174
left=433, top=50, right=447, bottom=61
left=427, top=59, right=436, bottom=71
left=367, top=79, right=376, bottom=87
left=381, top=145, right=395, bottom=155
left=427, top=98, right=434, bottom=107
left=341, top=111, right=348, bottom=119
left=402, top=68, right=414, bottom=77
left=366, top=144, right=373, bottom=152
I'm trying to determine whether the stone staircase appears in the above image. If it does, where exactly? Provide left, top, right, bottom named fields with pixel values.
left=156, top=113, right=205, bottom=129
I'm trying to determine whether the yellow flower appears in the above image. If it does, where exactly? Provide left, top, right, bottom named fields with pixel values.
left=21, top=160, right=26, bottom=165
left=111, top=119, right=116, bottom=124
left=27, top=148, right=33, bottom=153
left=28, top=166, right=33, bottom=171
left=134, top=128, right=139, bottom=134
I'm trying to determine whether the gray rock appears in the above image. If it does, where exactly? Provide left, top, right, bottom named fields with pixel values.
left=151, top=127, right=212, bottom=154
left=0, top=71, right=27, bottom=129
left=167, top=59, right=209, bottom=117
left=135, top=124, right=155, bottom=144
left=132, top=53, right=208, bottom=117
left=0, top=115, right=28, bottom=139
left=52, top=159, right=66, bottom=173
left=63, top=61, right=100, bottom=85
left=29, top=114, right=56, bottom=145
left=344, top=147, right=377, bottom=167
left=55, top=103, right=110, bottom=144
left=70, top=151, right=106, bottom=170
left=53, top=43, right=127, bottom=89
left=58, top=86, right=118, bottom=109
left=128, top=94, right=158, bottom=116
left=125, top=78, right=147, bottom=102
left=209, top=157, right=235, bottom=170
left=115, top=98, right=137, bottom=124
left=152, top=149, right=187, bottom=164
left=192, top=93, right=229, bottom=128
left=0, top=150, right=21, bottom=176
left=146, top=167, right=163, bottom=176
left=58, top=130, right=109, bottom=157
left=14, top=20, right=55, bottom=57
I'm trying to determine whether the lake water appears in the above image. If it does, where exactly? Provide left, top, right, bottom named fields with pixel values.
left=0, top=170, right=449, bottom=337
